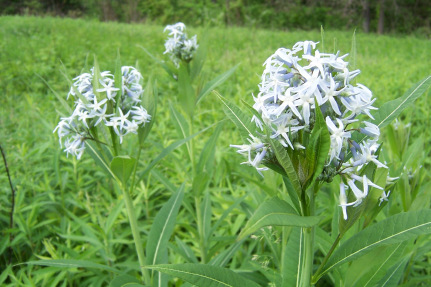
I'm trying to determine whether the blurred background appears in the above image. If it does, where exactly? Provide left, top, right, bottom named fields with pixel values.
left=1, top=0, right=430, bottom=36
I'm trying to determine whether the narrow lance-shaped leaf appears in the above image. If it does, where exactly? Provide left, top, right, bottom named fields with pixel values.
left=197, top=122, right=223, bottom=174
left=26, top=259, right=120, bottom=273
left=239, top=197, right=321, bottom=240
left=146, top=184, right=185, bottom=266
left=376, top=257, right=409, bottom=287
left=37, top=73, right=73, bottom=114
left=85, top=141, right=116, bottom=180
left=190, top=32, right=207, bottom=81
left=178, top=64, right=195, bottom=118
left=269, top=138, right=302, bottom=196
left=169, top=103, right=192, bottom=162
left=345, top=242, right=408, bottom=287
left=170, top=103, right=190, bottom=140
left=109, top=275, right=142, bottom=287
left=281, top=227, right=302, bottom=287
left=138, top=45, right=176, bottom=79
left=282, top=176, right=301, bottom=214
left=306, top=101, right=330, bottom=188
left=196, top=64, right=239, bottom=105
left=317, top=209, right=431, bottom=279
left=372, top=75, right=431, bottom=130
left=216, top=91, right=256, bottom=140
left=136, top=122, right=220, bottom=182
left=146, top=263, right=261, bottom=287
left=346, top=75, right=431, bottom=159
left=139, top=78, right=158, bottom=145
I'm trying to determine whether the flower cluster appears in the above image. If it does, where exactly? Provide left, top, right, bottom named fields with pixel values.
left=231, top=41, right=390, bottom=219
left=54, top=66, right=151, bottom=159
left=163, top=22, right=198, bottom=68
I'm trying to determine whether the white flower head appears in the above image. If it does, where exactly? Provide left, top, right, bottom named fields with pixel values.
left=230, top=40, right=392, bottom=219
left=55, top=65, right=151, bottom=159
left=163, top=22, right=198, bottom=67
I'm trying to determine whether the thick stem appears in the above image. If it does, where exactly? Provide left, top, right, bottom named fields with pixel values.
left=299, top=188, right=315, bottom=287
left=120, top=183, right=150, bottom=283
left=300, top=227, right=314, bottom=287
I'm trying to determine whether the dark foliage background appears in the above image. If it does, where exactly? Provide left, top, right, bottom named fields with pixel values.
left=1, top=0, right=430, bottom=35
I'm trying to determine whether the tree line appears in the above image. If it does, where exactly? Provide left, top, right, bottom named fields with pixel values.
left=1, top=0, right=430, bottom=35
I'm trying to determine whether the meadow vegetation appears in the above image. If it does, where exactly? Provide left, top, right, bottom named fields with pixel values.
left=1, top=16, right=431, bottom=286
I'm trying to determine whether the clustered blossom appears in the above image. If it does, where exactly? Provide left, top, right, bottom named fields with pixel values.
left=54, top=66, right=151, bottom=159
left=163, top=22, right=198, bottom=68
left=230, top=41, right=391, bottom=219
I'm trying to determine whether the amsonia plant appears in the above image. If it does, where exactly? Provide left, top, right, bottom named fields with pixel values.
left=146, top=39, right=431, bottom=287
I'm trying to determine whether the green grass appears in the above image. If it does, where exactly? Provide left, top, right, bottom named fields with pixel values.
left=1, top=16, right=430, bottom=286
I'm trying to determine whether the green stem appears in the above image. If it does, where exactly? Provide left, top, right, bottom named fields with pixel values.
left=195, top=196, right=207, bottom=263
left=299, top=188, right=315, bottom=287
left=129, top=147, right=142, bottom=196
left=311, top=234, right=341, bottom=284
left=188, top=116, right=195, bottom=174
left=120, top=183, right=150, bottom=283
left=300, top=227, right=314, bottom=287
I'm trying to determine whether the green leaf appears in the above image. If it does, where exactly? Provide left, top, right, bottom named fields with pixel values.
left=196, top=65, right=239, bottom=105
left=109, top=274, right=141, bottom=287
left=282, top=176, right=301, bottom=214
left=146, top=185, right=185, bottom=266
left=178, top=64, right=195, bottom=118
left=209, top=240, right=244, bottom=267
left=216, top=92, right=256, bottom=140
left=0, top=265, right=11, bottom=285
left=174, top=237, right=198, bottom=263
left=320, top=209, right=431, bottom=278
left=170, top=103, right=190, bottom=139
left=146, top=263, right=261, bottom=287
left=26, top=259, right=120, bottom=273
left=190, top=33, right=207, bottom=81
left=169, top=103, right=192, bottom=162
left=281, top=227, right=301, bottom=287
left=345, top=242, right=409, bottom=287
left=239, top=197, right=321, bottom=240
left=138, top=45, right=175, bottom=79
left=376, top=257, right=409, bottom=287
left=136, top=122, right=219, bottom=182
left=105, top=200, right=125, bottom=233
left=139, top=78, right=158, bottom=146
left=306, top=101, right=330, bottom=188
left=201, top=191, right=213, bottom=243
left=197, top=122, right=223, bottom=175
left=110, top=156, right=136, bottom=185
left=269, top=138, right=302, bottom=196
left=85, top=141, right=116, bottom=179
left=362, top=168, right=389, bottom=227
left=151, top=168, right=177, bottom=193
left=372, top=75, right=431, bottom=130
left=36, top=73, right=73, bottom=114
left=208, top=195, right=247, bottom=238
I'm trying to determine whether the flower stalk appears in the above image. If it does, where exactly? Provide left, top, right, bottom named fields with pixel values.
left=120, top=181, right=150, bottom=283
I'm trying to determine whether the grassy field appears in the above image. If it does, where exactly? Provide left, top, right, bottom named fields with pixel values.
left=1, top=16, right=430, bottom=286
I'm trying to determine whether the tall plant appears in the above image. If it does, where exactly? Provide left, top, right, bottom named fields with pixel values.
left=145, top=39, right=431, bottom=286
